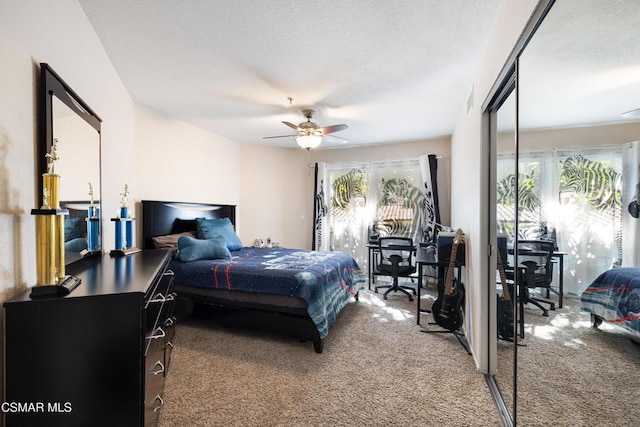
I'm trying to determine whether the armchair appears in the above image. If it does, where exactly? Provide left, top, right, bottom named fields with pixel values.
left=374, top=237, right=417, bottom=301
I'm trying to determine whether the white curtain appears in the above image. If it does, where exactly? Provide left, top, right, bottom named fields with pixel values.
left=552, top=147, right=623, bottom=295
left=622, top=141, right=640, bottom=267
left=498, top=144, right=636, bottom=296
left=312, top=156, right=442, bottom=273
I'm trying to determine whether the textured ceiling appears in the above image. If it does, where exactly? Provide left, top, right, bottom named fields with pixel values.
left=516, top=0, right=640, bottom=131
left=78, top=0, right=640, bottom=149
left=78, top=0, right=502, bottom=148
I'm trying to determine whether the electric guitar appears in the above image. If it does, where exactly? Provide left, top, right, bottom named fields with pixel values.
left=432, top=229, right=465, bottom=331
left=496, top=254, right=515, bottom=341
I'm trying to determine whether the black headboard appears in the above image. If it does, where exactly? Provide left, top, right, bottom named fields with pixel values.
left=60, top=201, right=93, bottom=238
left=141, top=200, right=237, bottom=249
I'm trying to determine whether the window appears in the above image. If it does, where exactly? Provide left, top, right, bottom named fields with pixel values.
left=497, top=147, right=624, bottom=295
left=327, top=159, right=424, bottom=271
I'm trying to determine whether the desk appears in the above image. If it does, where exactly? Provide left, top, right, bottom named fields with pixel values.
left=415, top=247, right=437, bottom=325
left=366, top=243, right=379, bottom=289
left=550, top=252, right=566, bottom=308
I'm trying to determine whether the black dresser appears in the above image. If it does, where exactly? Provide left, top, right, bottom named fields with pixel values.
left=3, top=249, right=175, bottom=427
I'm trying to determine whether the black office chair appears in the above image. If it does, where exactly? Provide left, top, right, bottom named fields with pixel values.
left=374, top=237, right=417, bottom=301
left=507, top=240, right=557, bottom=317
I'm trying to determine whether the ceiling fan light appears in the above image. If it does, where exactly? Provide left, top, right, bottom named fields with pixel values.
left=296, top=135, right=322, bottom=149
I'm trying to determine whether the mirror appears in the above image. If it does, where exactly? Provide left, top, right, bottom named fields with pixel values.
left=515, top=0, right=640, bottom=425
left=489, top=0, right=640, bottom=424
left=494, top=88, right=517, bottom=420
left=39, top=63, right=102, bottom=266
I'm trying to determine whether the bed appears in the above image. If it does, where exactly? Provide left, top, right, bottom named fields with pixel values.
left=580, top=267, right=640, bottom=340
left=141, top=200, right=366, bottom=353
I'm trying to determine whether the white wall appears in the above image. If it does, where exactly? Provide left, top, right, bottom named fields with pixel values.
left=450, top=0, right=539, bottom=372
left=0, top=0, right=135, bottom=301
left=498, top=121, right=640, bottom=152
left=134, top=105, right=314, bottom=250
left=238, top=144, right=309, bottom=249
left=134, top=105, right=241, bottom=243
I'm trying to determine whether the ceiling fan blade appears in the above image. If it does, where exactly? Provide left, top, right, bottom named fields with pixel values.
left=263, top=134, right=297, bottom=139
left=320, top=124, right=348, bottom=135
left=282, top=121, right=300, bottom=131
left=622, top=107, right=640, bottom=118
left=323, top=134, right=349, bottom=144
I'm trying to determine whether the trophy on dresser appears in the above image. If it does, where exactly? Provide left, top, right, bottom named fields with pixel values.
left=31, top=138, right=81, bottom=298
left=86, top=182, right=100, bottom=252
left=110, top=184, right=140, bottom=256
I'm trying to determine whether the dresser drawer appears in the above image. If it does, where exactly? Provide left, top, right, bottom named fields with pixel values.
left=144, top=337, right=167, bottom=426
left=145, top=271, right=174, bottom=333
left=143, top=269, right=175, bottom=425
left=163, top=314, right=177, bottom=374
left=144, top=387, right=164, bottom=427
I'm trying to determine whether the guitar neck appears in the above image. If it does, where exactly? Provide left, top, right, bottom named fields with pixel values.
left=497, top=254, right=511, bottom=300
left=443, top=230, right=464, bottom=296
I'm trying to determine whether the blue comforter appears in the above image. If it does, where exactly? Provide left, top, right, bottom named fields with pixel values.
left=580, top=267, right=640, bottom=336
left=169, top=247, right=366, bottom=338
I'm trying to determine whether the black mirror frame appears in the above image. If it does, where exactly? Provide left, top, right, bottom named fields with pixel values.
left=38, top=63, right=103, bottom=263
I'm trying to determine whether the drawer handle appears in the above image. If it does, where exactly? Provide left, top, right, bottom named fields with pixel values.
left=151, top=360, right=165, bottom=376
left=164, top=269, right=174, bottom=277
left=165, top=316, right=177, bottom=326
left=147, top=326, right=165, bottom=340
left=152, top=395, right=164, bottom=412
left=165, top=292, right=177, bottom=301
left=166, top=341, right=174, bottom=349
left=149, top=293, right=166, bottom=304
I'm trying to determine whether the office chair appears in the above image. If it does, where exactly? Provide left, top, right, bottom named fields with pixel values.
left=507, top=239, right=557, bottom=317
left=374, top=237, right=417, bottom=301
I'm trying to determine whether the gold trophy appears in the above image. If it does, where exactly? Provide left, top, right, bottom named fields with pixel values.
left=31, top=138, right=81, bottom=297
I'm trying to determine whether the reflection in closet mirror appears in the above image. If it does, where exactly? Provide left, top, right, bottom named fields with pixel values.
left=494, top=88, right=517, bottom=422
left=39, top=63, right=102, bottom=266
left=487, top=0, right=640, bottom=425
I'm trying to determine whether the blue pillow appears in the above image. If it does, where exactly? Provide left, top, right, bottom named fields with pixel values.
left=195, top=217, right=243, bottom=251
left=176, top=235, right=231, bottom=262
left=65, top=237, right=88, bottom=253
left=64, top=217, right=83, bottom=241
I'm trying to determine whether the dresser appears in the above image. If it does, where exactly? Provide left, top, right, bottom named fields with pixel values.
left=3, top=249, right=175, bottom=427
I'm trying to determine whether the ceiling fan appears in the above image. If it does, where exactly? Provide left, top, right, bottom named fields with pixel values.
left=263, top=109, right=348, bottom=149
left=622, top=107, right=640, bottom=118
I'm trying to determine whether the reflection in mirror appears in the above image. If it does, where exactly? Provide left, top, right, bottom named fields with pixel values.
left=494, top=89, right=517, bottom=421
left=39, top=63, right=102, bottom=266
left=53, top=98, right=100, bottom=203
left=504, top=0, right=640, bottom=424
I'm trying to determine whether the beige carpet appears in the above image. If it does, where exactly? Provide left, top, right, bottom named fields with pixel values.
left=496, top=295, right=640, bottom=426
left=158, top=286, right=500, bottom=427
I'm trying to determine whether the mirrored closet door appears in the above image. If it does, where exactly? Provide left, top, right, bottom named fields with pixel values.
left=488, top=0, right=640, bottom=425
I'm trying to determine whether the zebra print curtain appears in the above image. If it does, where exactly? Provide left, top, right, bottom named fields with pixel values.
left=312, top=162, right=330, bottom=251
left=498, top=143, right=640, bottom=295
left=418, top=154, right=441, bottom=243
left=312, top=156, right=444, bottom=275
